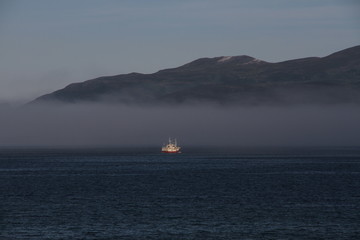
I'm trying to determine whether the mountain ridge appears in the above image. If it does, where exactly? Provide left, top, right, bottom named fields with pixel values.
left=31, top=45, right=360, bottom=105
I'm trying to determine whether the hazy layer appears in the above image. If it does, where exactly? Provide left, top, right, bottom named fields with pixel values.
left=0, top=103, right=359, bottom=147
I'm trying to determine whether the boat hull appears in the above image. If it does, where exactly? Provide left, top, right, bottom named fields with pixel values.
left=162, top=150, right=181, bottom=153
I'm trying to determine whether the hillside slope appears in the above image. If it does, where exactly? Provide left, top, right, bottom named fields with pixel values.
left=31, top=45, right=360, bottom=105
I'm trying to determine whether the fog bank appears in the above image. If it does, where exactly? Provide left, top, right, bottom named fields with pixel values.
left=0, top=103, right=359, bottom=147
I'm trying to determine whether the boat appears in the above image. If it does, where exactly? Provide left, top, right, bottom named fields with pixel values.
left=162, top=138, right=181, bottom=153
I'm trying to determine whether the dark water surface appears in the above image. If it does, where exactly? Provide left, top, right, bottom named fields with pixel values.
left=1, top=147, right=360, bottom=240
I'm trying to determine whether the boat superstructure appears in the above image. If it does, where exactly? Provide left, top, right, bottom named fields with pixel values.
left=162, top=138, right=181, bottom=153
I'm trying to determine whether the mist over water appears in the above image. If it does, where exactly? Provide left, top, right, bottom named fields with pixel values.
left=0, top=103, right=360, bottom=147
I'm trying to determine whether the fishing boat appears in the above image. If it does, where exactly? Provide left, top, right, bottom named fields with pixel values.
left=162, top=138, right=181, bottom=153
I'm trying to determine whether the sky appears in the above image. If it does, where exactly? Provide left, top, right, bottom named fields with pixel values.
left=0, top=0, right=359, bottom=102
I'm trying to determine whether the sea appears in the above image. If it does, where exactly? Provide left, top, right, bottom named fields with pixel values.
left=0, top=147, right=359, bottom=240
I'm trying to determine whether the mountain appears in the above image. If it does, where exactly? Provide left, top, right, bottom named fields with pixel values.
left=31, top=45, right=360, bottom=105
